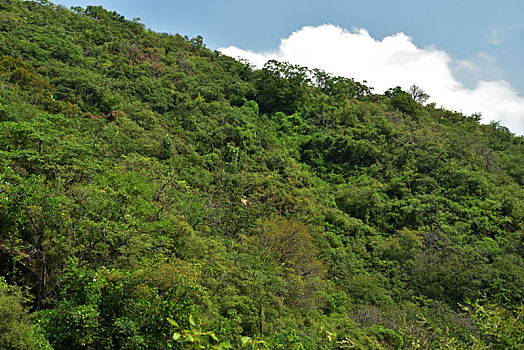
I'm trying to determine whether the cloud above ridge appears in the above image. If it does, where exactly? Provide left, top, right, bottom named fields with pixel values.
left=220, top=24, right=524, bottom=135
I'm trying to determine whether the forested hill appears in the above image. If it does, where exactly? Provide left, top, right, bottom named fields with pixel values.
left=0, top=1, right=523, bottom=349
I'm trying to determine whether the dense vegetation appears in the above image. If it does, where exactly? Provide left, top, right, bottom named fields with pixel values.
left=0, top=1, right=523, bottom=348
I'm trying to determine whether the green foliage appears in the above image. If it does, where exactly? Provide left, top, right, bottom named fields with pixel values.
left=385, top=86, right=420, bottom=116
left=168, top=315, right=231, bottom=349
left=254, top=60, right=310, bottom=115
left=374, top=326, right=404, bottom=350
left=37, top=262, right=204, bottom=349
left=241, top=336, right=271, bottom=350
left=0, top=278, right=52, bottom=350
left=465, top=300, right=524, bottom=349
left=0, top=1, right=523, bottom=348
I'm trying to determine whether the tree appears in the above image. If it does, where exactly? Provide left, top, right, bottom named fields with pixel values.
left=254, top=60, right=310, bottom=115
left=408, top=84, right=429, bottom=104
left=257, top=218, right=326, bottom=279
left=0, top=278, right=51, bottom=350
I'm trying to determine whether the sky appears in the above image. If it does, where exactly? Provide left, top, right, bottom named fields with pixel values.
left=53, top=0, right=524, bottom=135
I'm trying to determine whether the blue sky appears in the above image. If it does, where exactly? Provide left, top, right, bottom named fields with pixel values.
left=54, top=0, right=524, bottom=134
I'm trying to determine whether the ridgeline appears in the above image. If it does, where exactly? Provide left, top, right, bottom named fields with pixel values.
left=0, top=1, right=523, bottom=349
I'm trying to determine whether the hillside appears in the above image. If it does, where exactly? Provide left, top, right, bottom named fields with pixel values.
left=0, top=1, right=523, bottom=349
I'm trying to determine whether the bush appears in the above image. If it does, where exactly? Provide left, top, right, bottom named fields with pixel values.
left=0, top=277, right=51, bottom=350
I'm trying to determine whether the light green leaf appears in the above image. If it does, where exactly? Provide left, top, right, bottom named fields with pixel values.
left=167, top=318, right=179, bottom=328
left=189, top=314, right=196, bottom=327
left=209, top=332, right=219, bottom=342
left=241, top=336, right=251, bottom=346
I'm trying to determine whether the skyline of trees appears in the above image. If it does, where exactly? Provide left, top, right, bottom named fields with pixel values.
left=0, top=1, right=522, bottom=348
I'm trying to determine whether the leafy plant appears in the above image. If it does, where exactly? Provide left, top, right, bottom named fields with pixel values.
left=168, top=315, right=231, bottom=349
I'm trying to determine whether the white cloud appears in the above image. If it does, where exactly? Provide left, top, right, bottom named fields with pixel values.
left=489, top=24, right=524, bottom=46
left=455, top=60, right=475, bottom=71
left=220, top=24, right=524, bottom=135
left=476, top=51, right=496, bottom=63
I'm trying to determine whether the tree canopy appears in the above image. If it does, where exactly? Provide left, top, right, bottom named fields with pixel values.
left=0, top=1, right=523, bottom=349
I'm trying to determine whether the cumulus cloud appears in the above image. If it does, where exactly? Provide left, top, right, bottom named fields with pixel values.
left=219, top=24, right=524, bottom=135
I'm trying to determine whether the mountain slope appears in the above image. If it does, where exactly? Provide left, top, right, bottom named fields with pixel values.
left=0, top=1, right=523, bottom=349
